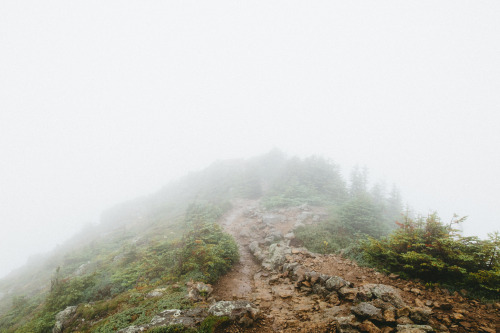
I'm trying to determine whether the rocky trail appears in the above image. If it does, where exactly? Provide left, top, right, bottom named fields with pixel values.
left=210, top=200, right=500, bottom=333
left=115, top=201, right=499, bottom=333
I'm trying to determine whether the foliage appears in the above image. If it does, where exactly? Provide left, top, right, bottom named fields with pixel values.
left=262, top=156, right=347, bottom=209
left=362, top=213, right=500, bottom=298
left=178, top=204, right=239, bottom=284
left=197, top=315, right=230, bottom=333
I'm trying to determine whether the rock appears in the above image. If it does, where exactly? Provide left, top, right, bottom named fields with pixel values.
left=334, top=315, right=359, bottom=332
left=396, top=324, right=434, bottom=332
left=262, top=242, right=291, bottom=270
left=410, top=288, right=422, bottom=295
left=116, top=326, right=145, bottom=333
left=284, top=232, right=295, bottom=240
left=187, top=282, right=213, bottom=302
left=297, top=212, right=313, bottom=222
left=396, top=317, right=414, bottom=325
left=451, top=312, right=464, bottom=321
left=272, top=285, right=294, bottom=298
left=312, top=284, right=329, bottom=297
left=383, top=309, right=396, bottom=323
left=369, top=284, right=405, bottom=308
left=208, top=300, right=260, bottom=323
left=328, top=292, right=341, bottom=305
left=264, top=229, right=284, bottom=244
left=360, top=320, right=382, bottom=333
left=146, top=288, right=166, bottom=298
left=351, top=302, right=383, bottom=320
left=117, top=308, right=208, bottom=332
left=339, top=287, right=358, bottom=301
left=325, top=276, right=351, bottom=291
left=409, top=307, right=432, bottom=324
left=439, top=303, right=453, bottom=311
left=389, top=273, right=400, bottom=280
left=239, top=229, right=251, bottom=238
left=262, top=214, right=284, bottom=226
left=151, top=308, right=206, bottom=327
left=397, top=307, right=411, bottom=318
left=53, top=306, right=77, bottom=333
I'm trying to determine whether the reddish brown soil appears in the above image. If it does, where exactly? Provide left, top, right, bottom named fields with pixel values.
left=212, top=201, right=500, bottom=333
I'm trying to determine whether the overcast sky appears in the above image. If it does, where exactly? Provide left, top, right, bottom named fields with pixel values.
left=1, top=1, right=499, bottom=278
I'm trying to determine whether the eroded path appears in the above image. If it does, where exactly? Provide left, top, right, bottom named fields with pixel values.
left=212, top=202, right=500, bottom=333
left=212, top=200, right=262, bottom=299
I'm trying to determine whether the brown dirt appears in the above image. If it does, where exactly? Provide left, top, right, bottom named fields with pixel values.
left=212, top=201, right=500, bottom=333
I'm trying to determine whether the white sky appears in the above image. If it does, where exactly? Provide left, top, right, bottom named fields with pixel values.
left=1, top=1, right=499, bottom=278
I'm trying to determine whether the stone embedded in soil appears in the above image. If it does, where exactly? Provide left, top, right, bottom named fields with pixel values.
left=325, top=276, right=351, bottom=291
left=359, top=320, right=382, bottom=332
left=396, top=324, right=434, bottom=332
left=208, top=300, right=260, bottom=321
left=351, top=302, right=383, bottom=320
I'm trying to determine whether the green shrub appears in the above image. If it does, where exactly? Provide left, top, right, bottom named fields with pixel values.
left=362, top=213, right=499, bottom=299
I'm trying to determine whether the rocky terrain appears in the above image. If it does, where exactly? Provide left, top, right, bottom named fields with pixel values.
left=210, top=200, right=499, bottom=333
left=52, top=200, right=500, bottom=332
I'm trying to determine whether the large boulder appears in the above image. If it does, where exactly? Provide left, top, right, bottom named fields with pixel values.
left=53, top=306, right=77, bottom=333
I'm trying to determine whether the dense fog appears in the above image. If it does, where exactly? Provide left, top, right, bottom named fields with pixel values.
left=1, top=1, right=499, bottom=279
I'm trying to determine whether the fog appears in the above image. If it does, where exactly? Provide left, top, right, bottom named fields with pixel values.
left=1, top=1, right=499, bottom=278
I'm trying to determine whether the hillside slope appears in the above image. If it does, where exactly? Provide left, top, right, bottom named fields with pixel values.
left=0, top=152, right=498, bottom=332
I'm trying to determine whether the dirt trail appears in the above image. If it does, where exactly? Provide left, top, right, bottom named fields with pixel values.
left=212, top=202, right=500, bottom=333
left=212, top=200, right=262, bottom=299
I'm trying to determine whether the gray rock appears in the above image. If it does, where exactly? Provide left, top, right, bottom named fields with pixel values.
left=262, top=242, right=291, bottom=270
left=208, top=300, right=260, bottom=321
left=368, top=284, right=405, bottom=308
left=397, top=324, right=434, bottom=332
left=187, top=282, right=213, bottom=302
left=325, top=276, right=350, bottom=291
left=117, top=326, right=146, bottom=333
left=53, top=306, right=77, bottom=333
left=351, top=302, right=382, bottom=320
left=409, top=307, right=432, bottom=324
left=146, top=288, right=166, bottom=298
left=150, top=308, right=206, bottom=327
left=262, top=214, right=284, bottom=226
left=334, top=315, right=359, bottom=332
